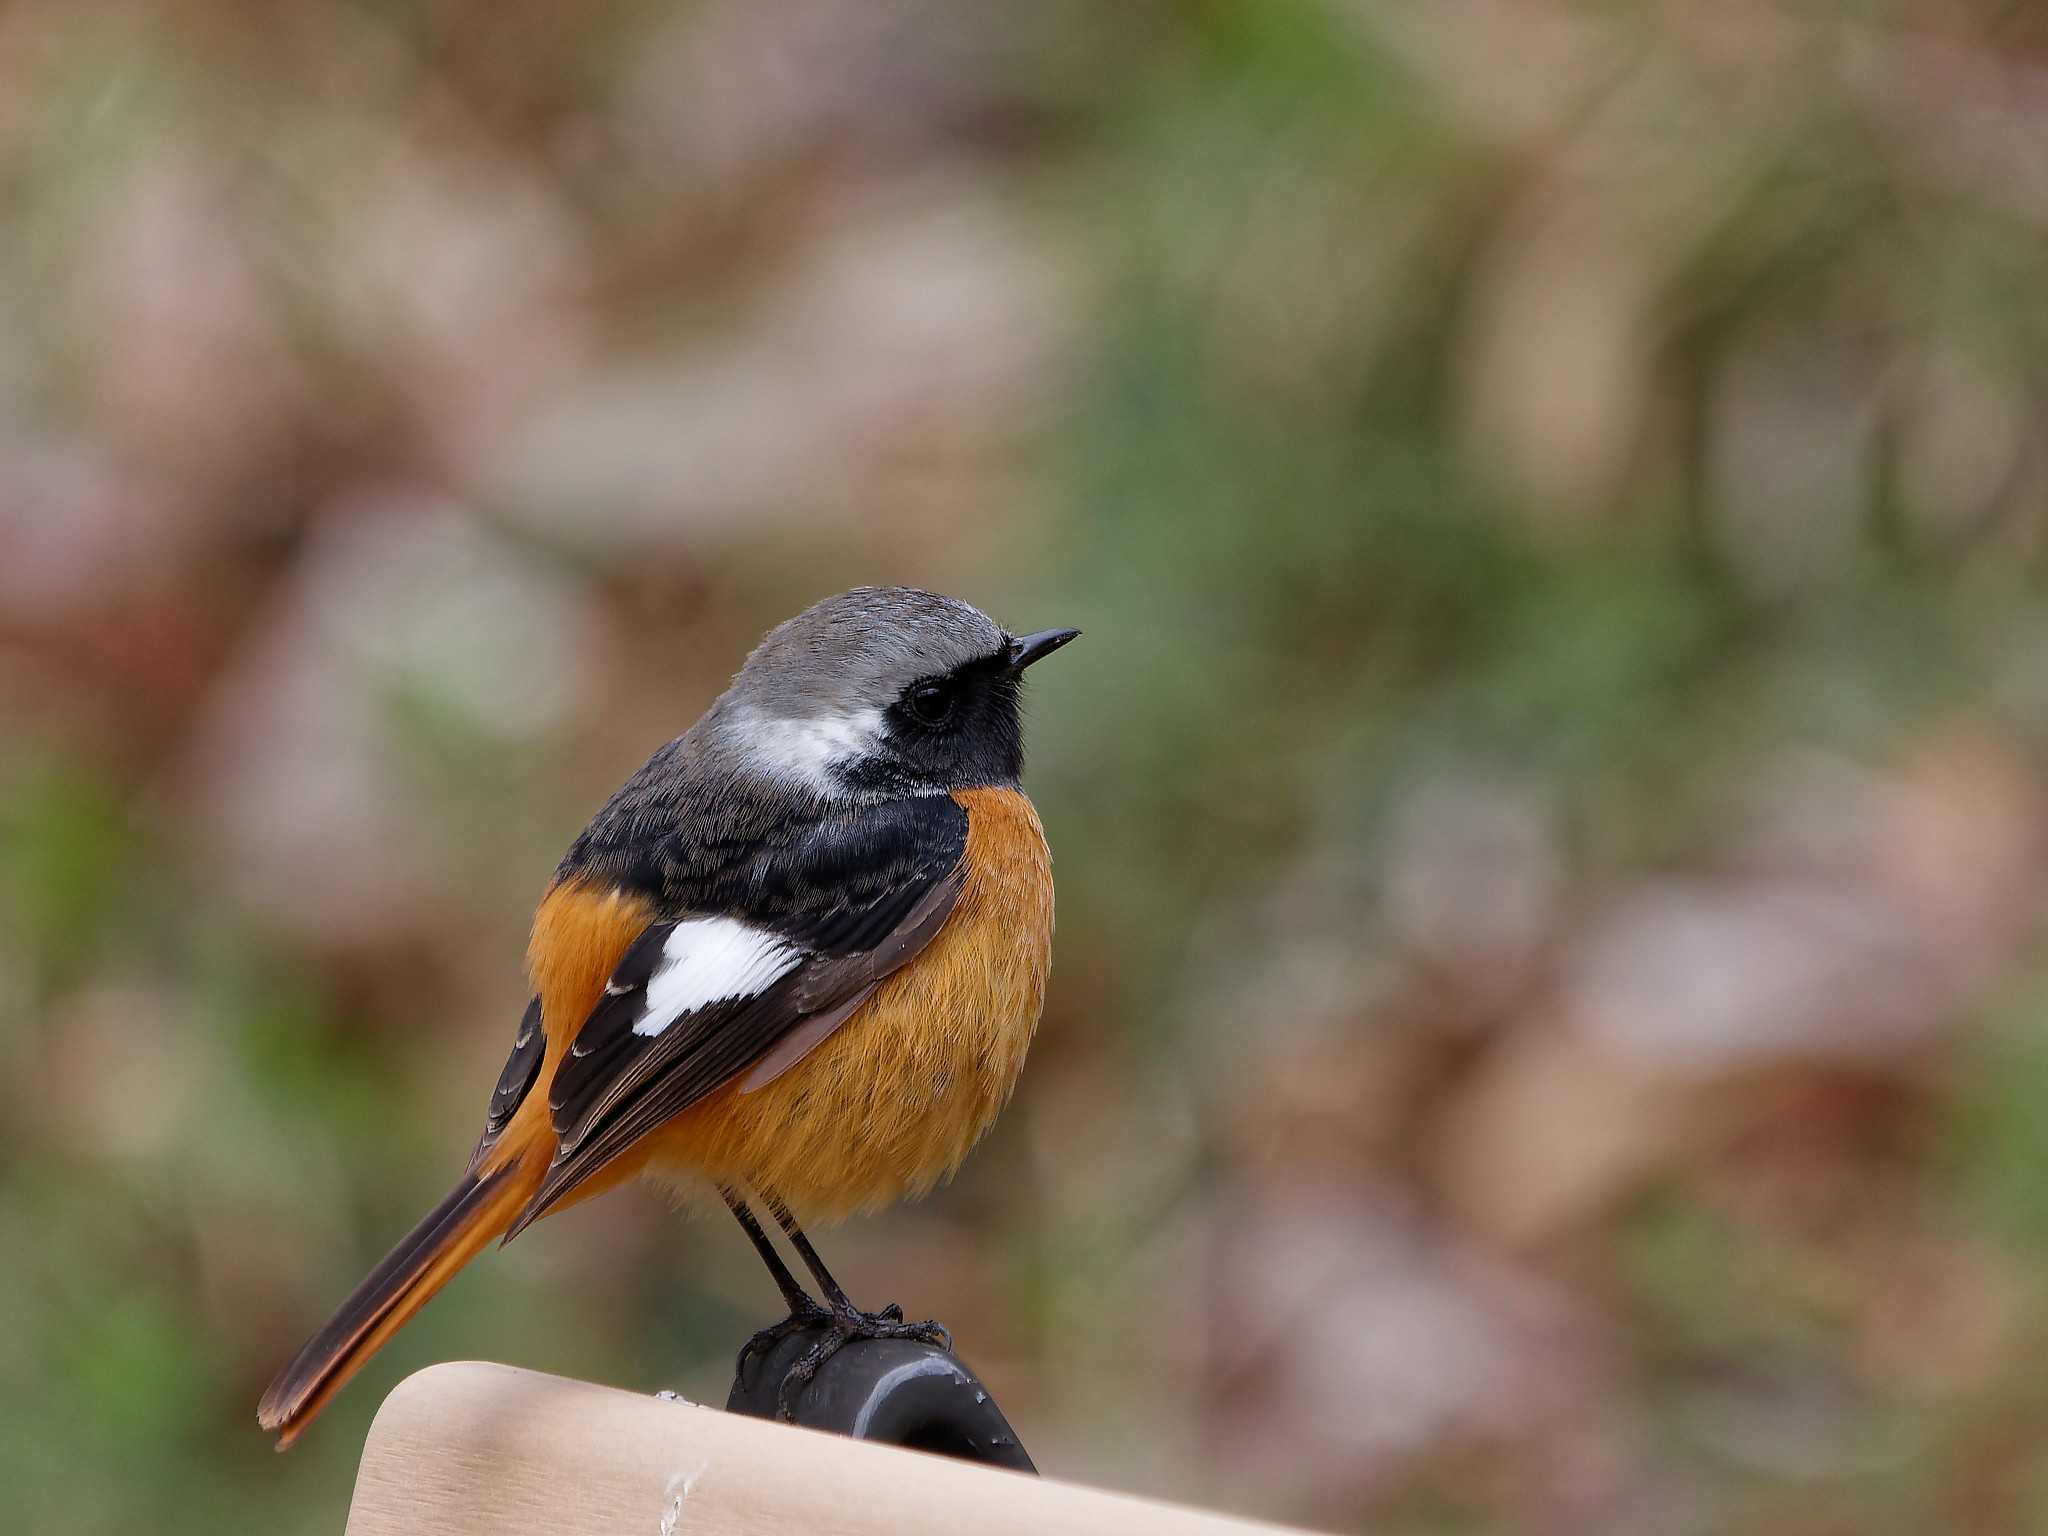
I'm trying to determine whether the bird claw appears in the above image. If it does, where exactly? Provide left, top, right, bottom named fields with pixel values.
left=771, top=1305, right=953, bottom=1421
left=732, top=1302, right=830, bottom=1383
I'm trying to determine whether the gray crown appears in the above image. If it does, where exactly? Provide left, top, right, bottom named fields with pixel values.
left=724, top=586, right=1007, bottom=721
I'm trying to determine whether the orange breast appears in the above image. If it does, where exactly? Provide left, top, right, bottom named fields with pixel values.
left=639, top=785, right=1054, bottom=1220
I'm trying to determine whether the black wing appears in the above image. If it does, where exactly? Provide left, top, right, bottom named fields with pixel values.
left=504, top=793, right=969, bottom=1236
left=468, top=997, right=545, bottom=1169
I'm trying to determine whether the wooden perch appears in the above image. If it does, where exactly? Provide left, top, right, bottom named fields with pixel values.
left=344, top=1361, right=1322, bottom=1536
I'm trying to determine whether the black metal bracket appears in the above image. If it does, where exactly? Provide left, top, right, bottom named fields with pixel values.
left=725, top=1323, right=1036, bottom=1474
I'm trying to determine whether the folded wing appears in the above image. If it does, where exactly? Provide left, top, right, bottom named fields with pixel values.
left=505, top=794, right=969, bottom=1235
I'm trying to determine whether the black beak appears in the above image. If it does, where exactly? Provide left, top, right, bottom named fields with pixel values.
left=1005, top=628, right=1080, bottom=672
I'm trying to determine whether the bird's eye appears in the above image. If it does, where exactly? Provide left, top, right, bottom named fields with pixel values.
left=906, top=680, right=956, bottom=727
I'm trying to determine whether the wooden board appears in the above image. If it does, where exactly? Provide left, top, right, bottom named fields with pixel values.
left=343, top=1361, right=1322, bottom=1536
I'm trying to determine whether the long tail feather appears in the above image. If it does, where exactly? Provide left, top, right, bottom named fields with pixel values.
left=256, top=1144, right=544, bottom=1449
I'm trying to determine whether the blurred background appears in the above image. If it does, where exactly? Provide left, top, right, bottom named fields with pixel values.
left=4, top=0, right=2048, bottom=1531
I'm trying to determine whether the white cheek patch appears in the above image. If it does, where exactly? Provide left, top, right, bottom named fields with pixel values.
left=741, top=706, right=885, bottom=792
left=633, top=918, right=802, bottom=1037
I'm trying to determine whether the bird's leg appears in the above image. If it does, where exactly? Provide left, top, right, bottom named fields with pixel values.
left=764, top=1192, right=952, bottom=1420
left=721, top=1188, right=828, bottom=1383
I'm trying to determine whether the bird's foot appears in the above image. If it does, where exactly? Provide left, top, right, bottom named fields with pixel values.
left=733, top=1301, right=831, bottom=1384
left=774, top=1303, right=953, bottom=1421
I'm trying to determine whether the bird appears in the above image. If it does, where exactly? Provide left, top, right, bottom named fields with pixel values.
left=256, top=586, right=1078, bottom=1448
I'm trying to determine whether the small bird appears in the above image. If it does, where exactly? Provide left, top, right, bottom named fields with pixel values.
left=257, top=587, right=1077, bottom=1447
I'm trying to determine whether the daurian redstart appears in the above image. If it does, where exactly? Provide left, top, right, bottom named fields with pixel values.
left=257, top=587, right=1077, bottom=1446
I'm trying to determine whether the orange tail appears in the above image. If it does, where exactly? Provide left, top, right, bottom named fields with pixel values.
left=257, top=1143, right=545, bottom=1449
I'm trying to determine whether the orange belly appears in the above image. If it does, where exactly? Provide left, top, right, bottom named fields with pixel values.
left=642, top=785, right=1052, bottom=1218
left=521, top=786, right=1054, bottom=1222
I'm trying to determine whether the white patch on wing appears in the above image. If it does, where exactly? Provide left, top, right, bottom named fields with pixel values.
left=739, top=706, right=884, bottom=792
left=633, top=918, right=802, bottom=1037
